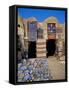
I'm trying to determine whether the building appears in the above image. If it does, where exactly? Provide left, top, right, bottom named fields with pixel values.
left=17, top=16, right=65, bottom=60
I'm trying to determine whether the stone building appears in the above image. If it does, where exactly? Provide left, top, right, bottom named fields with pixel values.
left=17, top=16, right=65, bottom=60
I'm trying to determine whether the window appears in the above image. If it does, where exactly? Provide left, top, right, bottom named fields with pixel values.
left=37, top=28, right=43, bottom=38
left=28, top=21, right=37, bottom=41
left=47, top=23, right=56, bottom=33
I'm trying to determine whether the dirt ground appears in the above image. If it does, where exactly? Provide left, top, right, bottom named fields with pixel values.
left=47, top=56, right=65, bottom=80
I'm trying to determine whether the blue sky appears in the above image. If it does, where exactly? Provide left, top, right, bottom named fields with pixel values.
left=18, top=8, right=65, bottom=23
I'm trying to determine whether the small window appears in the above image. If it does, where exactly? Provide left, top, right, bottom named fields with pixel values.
left=47, top=23, right=56, bottom=33
left=37, top=28, right=43, bottom=39
left=28, top=21, right=37, bottom=41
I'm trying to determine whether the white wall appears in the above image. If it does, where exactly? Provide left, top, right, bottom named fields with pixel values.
left=0, top=0, right=69, bottom=89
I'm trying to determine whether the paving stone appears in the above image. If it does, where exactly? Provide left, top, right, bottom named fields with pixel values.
left=18, top=78, right=23, bottom=82
left=28, top=65, right=33, bottom=71
left=18, top=70, right=23, bottom=74
left=23, top=74, right=32, bottom=81
left=22, top=59, right=27, bottom=65
left=18, top=58, right=52, bottom=82
left=29, top=70, right=33, bottom=74
left=20, top=66, right=27, bottom=71
left=18, top=73, right=24, bottom=78
left=34, top=62, right=37, bottom=67
left=18, top=63, right=23, bottom=68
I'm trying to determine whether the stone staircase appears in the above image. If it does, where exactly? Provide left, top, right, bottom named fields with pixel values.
left=36, top=39, right=46, bottom=58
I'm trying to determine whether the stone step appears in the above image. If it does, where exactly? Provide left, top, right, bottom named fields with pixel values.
left=36, top=39, right=46, bottom=58
left=36, top=39, right=46, bottom=43
left=36, top=51, right=46, bottom=54
left=36, top=48, right=46, bottom=52
left=36, top=42, right=46, bottom=45
left=36, top=44, right=46, bottom=48
left=36, top=47, right=46, bottom=49
left=37, top=53, right=46, bottom=57
left=37, top=54, right=46, bottom=58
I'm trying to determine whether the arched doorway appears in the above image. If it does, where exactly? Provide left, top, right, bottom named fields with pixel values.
left=46, top=39, right=56, bottom=57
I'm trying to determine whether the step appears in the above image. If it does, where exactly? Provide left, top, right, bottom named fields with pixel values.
left=36, top=48, right=46, bottom=52
left=37, top=53, right=46, bottom=57
left=36, top=39, right=46, bottom=58
left=36, top=42, right=46, bottom=45
left=37, top=50, right=46, bottom=54
left=36, top=39, right=46, bottom=43
left=36, top=44, right=46, bottom=48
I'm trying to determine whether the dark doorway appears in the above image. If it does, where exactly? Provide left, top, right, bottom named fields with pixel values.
left=46, top=39, right=56, bottom=57
left=28, top=41, right=36, bottom=58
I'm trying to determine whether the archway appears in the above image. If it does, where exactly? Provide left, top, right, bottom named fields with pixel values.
left=46, top=39, right=56, bottom=57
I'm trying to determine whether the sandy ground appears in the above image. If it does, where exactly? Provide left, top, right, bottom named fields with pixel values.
left=47, top=56, right=65, bottom=80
